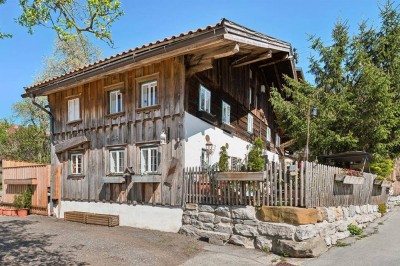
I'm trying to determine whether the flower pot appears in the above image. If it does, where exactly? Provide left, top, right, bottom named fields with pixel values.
left=0, top=209, right=3, bottom=215
left=3, top=208, right=17, bottom=216
left=17, top=209, right=29, bottom=217
left=373, top=179, right=383, bottom=185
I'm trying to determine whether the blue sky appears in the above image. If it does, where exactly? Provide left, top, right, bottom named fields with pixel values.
left=0, top=0, right=390, bottom=119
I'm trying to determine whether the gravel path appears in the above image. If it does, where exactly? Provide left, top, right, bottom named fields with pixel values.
left=0, top=215, right=282, bottom=266
left=0, top=215, right=205, bottom=265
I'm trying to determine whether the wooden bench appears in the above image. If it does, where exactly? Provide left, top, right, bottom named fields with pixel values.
left=64, top=211, right=119, bottom=227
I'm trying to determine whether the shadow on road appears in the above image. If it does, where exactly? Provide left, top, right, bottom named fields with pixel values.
left=0, top=219, right=87, bottom=265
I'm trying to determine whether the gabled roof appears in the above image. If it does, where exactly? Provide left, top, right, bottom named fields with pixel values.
left=23, top=18, right=292, bottom=98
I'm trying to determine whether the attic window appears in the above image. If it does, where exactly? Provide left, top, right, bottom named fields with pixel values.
left=247, top=114, right=253, bottom=133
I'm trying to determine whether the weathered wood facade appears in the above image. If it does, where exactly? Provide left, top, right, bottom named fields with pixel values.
left=49, top=57, right=186, bottom=205
left=23, top=19, right=297, bottom=209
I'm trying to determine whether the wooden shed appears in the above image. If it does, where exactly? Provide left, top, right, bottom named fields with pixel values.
left=1, top=160, right=51, bottom=215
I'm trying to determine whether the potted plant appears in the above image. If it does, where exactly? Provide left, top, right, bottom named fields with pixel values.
left=13, top=188, right=32, bottom=217
left=371, top=159, right=394, bottom=187
left=215, top=138, right=264, bottom=181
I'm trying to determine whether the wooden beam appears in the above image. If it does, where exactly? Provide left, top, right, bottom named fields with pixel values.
left=131, top=175, right=162, bottom=183
left=215, top=172, right=264, bottom=181
left=212, top=43, right=240, bottom=59
left=232, top=50, right=272, bottom=68
left=4, top=178, right=38, bottom=185
left=258, top=55, right=291, bottom=68
left=102, top=176, right=125, bottom=184
left=280, top=139, right=295, bottom=149
left=186, top=58, right=213, bottom=77
left=55, top=135, right=89, bottom=153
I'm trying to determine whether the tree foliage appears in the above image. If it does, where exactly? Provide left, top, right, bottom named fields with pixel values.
left=247, top=137, right=264, bottom=172
left=0, top=37, right=102, bottom=163
left=271, top=1, right=400, bottom=161
left=218, top=145, right=229, bottom=172
left=1, top=0, right=124, bottom=46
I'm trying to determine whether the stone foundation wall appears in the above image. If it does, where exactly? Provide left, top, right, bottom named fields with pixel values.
left=388, top=195, right=400, bottom=208
left=179, top=203, right=384, bottom=257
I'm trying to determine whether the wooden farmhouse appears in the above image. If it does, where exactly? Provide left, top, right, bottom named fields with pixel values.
left=22, top=19, right=300, bottom=231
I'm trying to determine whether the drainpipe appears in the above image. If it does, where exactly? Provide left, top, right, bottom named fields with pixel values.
left=29, top=94, right=55, bottom=216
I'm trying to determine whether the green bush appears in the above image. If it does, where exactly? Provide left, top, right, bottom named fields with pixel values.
left=378, top=203, right=387, bottom=215
left=371, top=159, right=394, bottom=180
left=247, top=137, right=264, bottom=172
left=218, top=145, right=229, bottom=172
left=13, top=187, right=32, bottom=210
left=348, top=224, right=363, bottom=235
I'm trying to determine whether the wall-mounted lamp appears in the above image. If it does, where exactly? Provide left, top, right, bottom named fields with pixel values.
left=160, top=129, right=167, bottom=145
left=261, top=85, right=266, bottom=93
left=205, top=135, right=215, bottom=155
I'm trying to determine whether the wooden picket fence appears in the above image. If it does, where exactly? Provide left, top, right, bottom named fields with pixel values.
left=184, top=161, right=388, bottom=208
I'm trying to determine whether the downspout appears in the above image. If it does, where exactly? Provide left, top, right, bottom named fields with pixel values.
left=29, top=94, right=55, bottom=216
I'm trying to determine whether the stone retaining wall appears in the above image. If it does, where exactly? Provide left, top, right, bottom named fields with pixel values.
left=179, top=203, right=384, bottom=257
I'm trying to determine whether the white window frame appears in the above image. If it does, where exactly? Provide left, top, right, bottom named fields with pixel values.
left=249, top=88, right=252, bottom=108
left=221, top=101, right=231, bottom=125
left=266, top=127, right=272, bottom=142
left=109, top=90, right=123, bottom=114
left=199, top=85, right=211, bottom=113
left=109, top=149, right=125, bottom=174
left=68, top=98, right=80, bottom=122
left=141, top=80, right=158, bottom=107
left=275, top=133, right=281, bottom=147
left=140, top=147, right=159, bottom=174
left=247, top=113, right=253, bottom=133
left=70, top=152, right=83, bottom=175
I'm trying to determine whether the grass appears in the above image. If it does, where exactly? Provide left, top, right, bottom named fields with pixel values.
left=378, top=222, right=384, bottom=225
left=262, top=247, right=271, bottom=253
left=336, top=241, right=351, bottom=247
left=348, top=224, right=363, bottom=236
left=356, top=234, right=369, bottom=240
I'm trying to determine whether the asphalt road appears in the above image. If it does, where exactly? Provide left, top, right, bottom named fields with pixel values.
left=304, top=207, right=400, bottom=266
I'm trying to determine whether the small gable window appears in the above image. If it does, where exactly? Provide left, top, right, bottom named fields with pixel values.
left=247, top=114, right=253, bottom=133
left=109, top=90, right=123, bottom=114
left=68, top=98, right=80, bottom=122
left=199, top=85, right=211, bottom=113
left=141, top=80, right=158, bottom=107
left=222, top=101, right=231, bottom=125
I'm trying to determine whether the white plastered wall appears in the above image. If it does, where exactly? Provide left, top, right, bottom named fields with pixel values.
left=58, top=201, right=183, bottom=233
left=184, top=112, right=251, bottom=167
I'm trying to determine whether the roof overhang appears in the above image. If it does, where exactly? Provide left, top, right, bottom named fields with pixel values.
left=22, top=19, right=293, bottom=98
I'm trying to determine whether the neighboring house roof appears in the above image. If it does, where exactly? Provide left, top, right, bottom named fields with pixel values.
left=22, top=18, right=293, bottom=98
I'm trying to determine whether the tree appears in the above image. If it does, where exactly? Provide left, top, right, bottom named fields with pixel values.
left=35, top=36, right=102, bottom=82
left=270, top=1, right=400, bottom=161
left=1, top=0, right=124, bottom=46
left=218, top=145, right=229, bottom=172
left=247, top=137, right=264, bottom=172
left=1, top=37, right=102, bottom=162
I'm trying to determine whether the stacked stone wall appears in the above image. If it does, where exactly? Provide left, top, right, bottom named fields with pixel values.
left=180, top=203, right=384, bottom=257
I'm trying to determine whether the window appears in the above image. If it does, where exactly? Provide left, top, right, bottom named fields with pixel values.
left=221, top=101, right=231, bottom=125
left=110, top=150, right=124, bottom=174
left=140, top=147, right=158, bottom=174
left=70, top=153, right=83, bottom=175
left=266, top=127, right=272, bottom=142
left=109, top=90, right=123, bottom=114
left=247, top=113, right=253, bottom=133
left=199, top=85, right=211, bottom=113
left=141, top=80, right=158, bottom=107
left=249, top=88, right=253, bottom=108
left=275, top=133, right=281, bottom=147
left=68, top=98, right=80, bottom=122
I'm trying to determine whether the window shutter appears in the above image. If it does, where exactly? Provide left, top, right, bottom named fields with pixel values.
left=74, top=98, right=80, bottom=120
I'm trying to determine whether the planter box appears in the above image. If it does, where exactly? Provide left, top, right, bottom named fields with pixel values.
left=381, top=180, right=392, bottom=187
left=17, top=209, right=29, bottom=217
left=335, top=174, right=365, bottom=185
left=373, top=179, right=392, bottom=187
left=215, top=171, right=264, bottom=181
left=3, top=209, right=18, bottom=216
